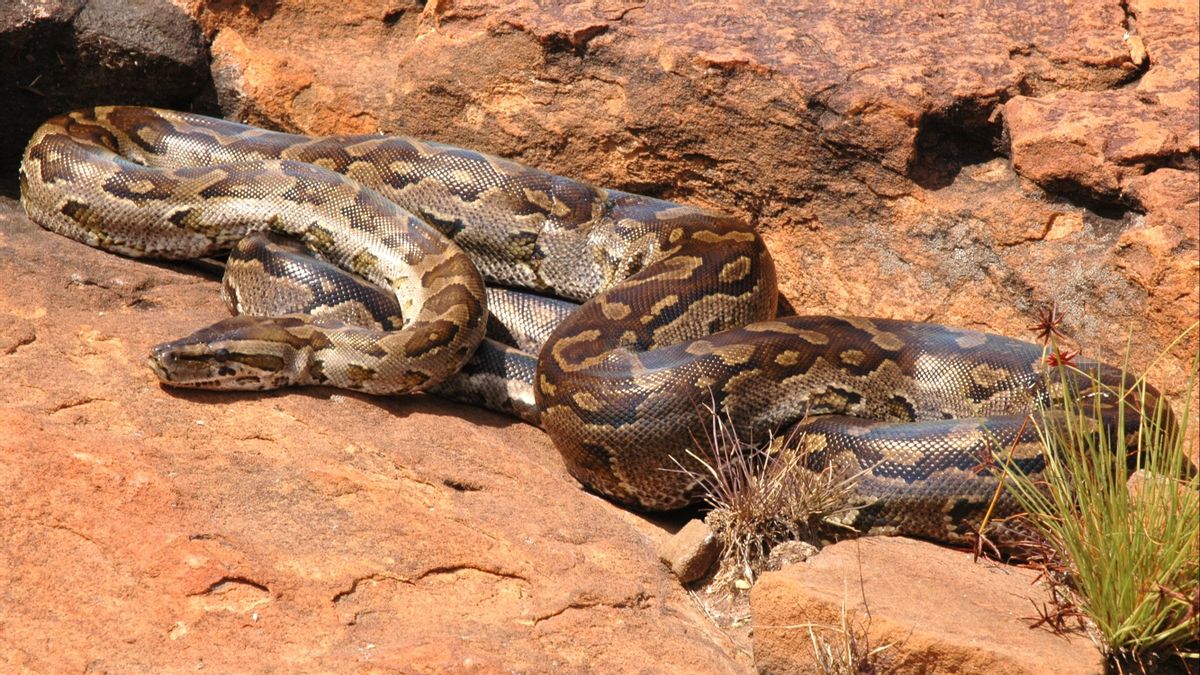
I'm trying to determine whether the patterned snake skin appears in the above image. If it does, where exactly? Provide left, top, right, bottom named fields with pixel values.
left=20, top=106, right=1160, bottom=542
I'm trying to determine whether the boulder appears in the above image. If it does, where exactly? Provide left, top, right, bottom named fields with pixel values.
left=750, top=538, right=1106, bottom=674
left=659, top=518, right=721, bottom=584
left=2, top=0, right=1197, bottom=669
left=175, top=0, right=1197, bottom=417
left=0, top=202, right=749, bottom=672
left=0, top=0, right=214, bottom=187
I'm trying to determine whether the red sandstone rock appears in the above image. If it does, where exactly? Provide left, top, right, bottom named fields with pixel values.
left=3, top=0, right=1198, bottom=670
left=750, top=538, right=1106, bottom=674
left=171, top=0, right=1197, bottom=420
left=659, top=519, right=720, bottom=584
left=0, top=203, right=749, bottom=671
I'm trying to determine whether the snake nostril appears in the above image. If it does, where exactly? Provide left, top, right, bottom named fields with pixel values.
left=149, top=344, right=174, bottom=367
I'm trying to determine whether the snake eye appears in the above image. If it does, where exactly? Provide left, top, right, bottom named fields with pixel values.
left=214, top=348, right=230, bottom=363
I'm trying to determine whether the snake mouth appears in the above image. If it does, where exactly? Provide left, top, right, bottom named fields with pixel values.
left=145, top=341, right=182, bottom=383
left=145, top=353, right=169, bottom=382
left=145, top=353, right=231, bottom=389
left=146, top=343, right=220, bottom=387
left=145, top=348, right=204, bottom=386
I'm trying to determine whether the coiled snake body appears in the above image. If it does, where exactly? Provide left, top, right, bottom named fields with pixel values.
left=21, top=107, right=1154, bottom=542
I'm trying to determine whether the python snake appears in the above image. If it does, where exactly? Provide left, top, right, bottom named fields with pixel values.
left=20, top=106, right=1161, bottom=543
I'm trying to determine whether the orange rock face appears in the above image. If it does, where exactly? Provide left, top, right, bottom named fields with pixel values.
left=3, top=0, right=1197, bottom=671
left=176, top=0, right=1196, bottom=412
left=750, top=538, right=1106, bottom=674
left=0, top=205, right=748, bottom=671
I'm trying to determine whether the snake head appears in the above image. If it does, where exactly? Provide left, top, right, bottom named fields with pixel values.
left=147, top=315, right=313, bottom=390
left=1048, top=359, right=1182, bottom=466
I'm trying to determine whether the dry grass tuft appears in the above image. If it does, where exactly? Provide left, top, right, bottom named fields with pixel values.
left=806, top=597, right=900, bottom=675
left=677, top=403, right=865, bottom=590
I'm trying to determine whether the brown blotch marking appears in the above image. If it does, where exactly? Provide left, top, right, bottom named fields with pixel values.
left=166, top=207, right=200, bottom=229
left=844, top=424, right=873, bottom=438
left=278, top=162, right=347, bottom=207
left=600, top=300, right=631, bottom=321
left=970, top=363, right=1011, bottom=389
left=640, top=255, right=704, bottom=282
left=304, top=356, right=327, bottom=383
left=539, top=373, right=556, bottom=396
left=572, top=391, right=604, bottom=412
left=775, top=350, right=800, bottom=366
left=421, top=285, right=483, bottom=321
left=883, top=395, right=918, bottom=422
left=63, top=114, right=120, bottom=151
left=522, top=188, right=556, bottom=213
left=403, top=319, right=460, bottom=358
left=386, top=159, right=418, bottom=181
left=943, top=421, right=991, bottom=450
left=134, top=125, right=165, bottom=152
left=403, top=371, right=432, bottom=390
left=713, top=343, right=755, bottom=366
left=842, top=317, right=879, bottom=334
left=60, top=200, right=103, bottom=229
left=304, top=328, right=335, bottom=351
left=841, top=318, right=900, bottom=351
left=871, top=331, right=904, bottom=351
left=641, top=295, right=680, bottom=324
left=718, top=256, right=753, bottom=283
left=549, top=329, right=606, bottom=370
left=744, top=320, right=802, bottom=334
left=690, top=229, right=757, bottom=244
left=316, top=275, right=339, bottom=296
left=197, top=165, right=272, bottom=200
left=362, top=337, right=391, bottom=359
left=810, top=387, right=861, bottom=413
left=346, top=364, right=377, bottom=385
left=238, top=319, right=316, bottom=351
left=102, top=170, right=179, bottom=202
left=839, top=349, right=866, bottom=366
left=419, top=250, right=478, bottom=288
left=351, top=249, right=379, bottom=277
left=233, top=353, right=286, bottom=372
left=795, top=330, right=830, bottom=346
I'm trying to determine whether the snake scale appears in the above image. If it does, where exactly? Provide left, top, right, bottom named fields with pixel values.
left=20, top=106, right=1161, bottom=543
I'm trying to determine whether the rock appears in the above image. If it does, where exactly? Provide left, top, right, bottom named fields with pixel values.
left=170, top=0, right=1196, bottom=421
left=0, top=0, right=214, bottom=186
left=659, top=519, right=720, bottom=583
left=73, top=0, right=211, bottom=94
left=0, top=201, right=750, bottom=672
left=750, top=538, right=1106, bottom=674
left=2, top=0, right=1197, bottom=667
left=1128, top=469, right=1200, bottom=506
left=764, top=540, right=819, bottom=571
left=4, top=0, right=1196, bottom=409
left=1001, top=0, right=1198, bottom=402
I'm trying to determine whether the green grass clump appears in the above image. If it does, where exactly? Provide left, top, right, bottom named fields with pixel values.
left=999, top=328, right=1199, bottom=672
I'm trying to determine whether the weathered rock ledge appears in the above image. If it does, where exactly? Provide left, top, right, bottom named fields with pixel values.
left=0, top=201, right=748, bottom=671
left=89, top=0, right=1200, bottom=409
left=1, top=0, right=1197, bottom=671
